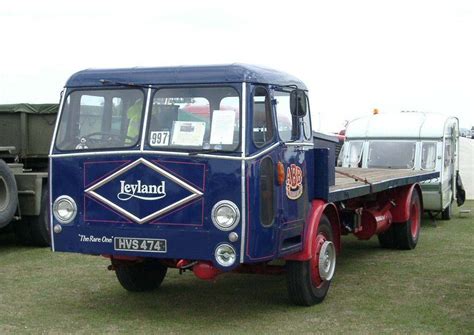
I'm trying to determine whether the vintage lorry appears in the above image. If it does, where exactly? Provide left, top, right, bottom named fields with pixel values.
left=49, top=64, right=438, bottom=305
left=339, top=111, right=465, bottom=219
left=0, top=103, right=57, bottom=246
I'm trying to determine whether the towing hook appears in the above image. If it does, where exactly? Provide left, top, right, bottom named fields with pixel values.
left=177, top=259, right=197, bottom=274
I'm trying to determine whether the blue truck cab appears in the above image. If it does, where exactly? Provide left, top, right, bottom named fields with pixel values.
left=50, top=64, right=437, bottom=305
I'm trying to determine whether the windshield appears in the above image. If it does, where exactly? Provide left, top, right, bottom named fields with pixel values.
left=147, top=87, right=240, bottom=152
left=367, top=141, right=416, bottom=169
left=56, top=89, right=144, bottom=151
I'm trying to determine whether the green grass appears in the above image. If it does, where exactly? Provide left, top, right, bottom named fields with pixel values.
left=1, top=202, right=473, bottom=334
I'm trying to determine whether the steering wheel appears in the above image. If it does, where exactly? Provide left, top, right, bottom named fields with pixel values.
left=81, top=132, right=136, bottom=147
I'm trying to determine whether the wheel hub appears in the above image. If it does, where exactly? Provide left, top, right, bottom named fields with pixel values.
left=318, top=241, right=336, bottom=281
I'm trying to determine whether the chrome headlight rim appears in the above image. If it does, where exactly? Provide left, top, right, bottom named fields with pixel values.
left=53, top=195, right=77, bottom=224
left=214, top=243, right=237, bottom=267
left=211, top=200, right=240, bottom=231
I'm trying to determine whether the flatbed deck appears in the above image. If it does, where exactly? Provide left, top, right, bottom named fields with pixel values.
left=329, top=168, right=439, bottom=202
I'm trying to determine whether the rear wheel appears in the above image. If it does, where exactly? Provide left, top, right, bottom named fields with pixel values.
left=441, top=201, right=452, bottom=220
left=114, top=259, right=167, bottom=292
left=394, top=190, right=421, bottom=250
left=0, top=160, right=18, bottom=229
left=287, top=215, right=336, bottom=306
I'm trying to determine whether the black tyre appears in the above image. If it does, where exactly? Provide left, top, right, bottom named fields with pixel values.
left=286, top=215, right=336, bottom=306
left=377, top=226, right=397, bottom=249
left=394, top=190, right=421, bottom=250
left=14, top=186, right=50, bottom=246
left=13, top=219, right=33, bottom=245
left=0, top=159, right=18, bottom=229
left=441, top=201, right=452, bottom=220
left=114, top=259, right=167, bottom=292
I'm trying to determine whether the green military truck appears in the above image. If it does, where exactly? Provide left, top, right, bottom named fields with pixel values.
left=0, top=103, right=58, bottom=246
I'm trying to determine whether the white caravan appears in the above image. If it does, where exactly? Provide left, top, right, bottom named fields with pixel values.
left=339, top=111, right=465, bottom=219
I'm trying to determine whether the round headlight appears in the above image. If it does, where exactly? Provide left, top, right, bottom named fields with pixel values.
left=211, top=200, right=240, bottom=231
left=215, top=243, right=237, bottom=267
left=53, top=195, right=77, bottom=224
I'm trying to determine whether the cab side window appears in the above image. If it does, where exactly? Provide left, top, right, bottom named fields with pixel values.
left=274, top=91, right=293, bottom=142
left=252, top=87, right=273, bottom=147
left=274, top=90, right=309, bottom=141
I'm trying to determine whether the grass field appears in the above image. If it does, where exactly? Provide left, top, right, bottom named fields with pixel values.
left=1, top=201, right=473, bottom=334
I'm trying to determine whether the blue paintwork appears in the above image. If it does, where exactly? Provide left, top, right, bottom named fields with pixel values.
left=52, top=154, right=242, bottom=269
left=65, top=64, right=307, bottom=90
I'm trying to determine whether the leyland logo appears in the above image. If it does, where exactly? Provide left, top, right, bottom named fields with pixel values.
left=85, top=158, right=203, bottom=224
left=118, top=180, right=166, bottom=201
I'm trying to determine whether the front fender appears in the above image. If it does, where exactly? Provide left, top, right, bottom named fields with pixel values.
left=284, top=200, right=340, bottom=261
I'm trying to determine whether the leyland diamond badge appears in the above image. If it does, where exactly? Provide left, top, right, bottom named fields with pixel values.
left=84, top=158, right=203, bottom=224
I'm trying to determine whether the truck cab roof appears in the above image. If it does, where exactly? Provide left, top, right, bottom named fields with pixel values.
left=65, top=63, right=307, bottom=89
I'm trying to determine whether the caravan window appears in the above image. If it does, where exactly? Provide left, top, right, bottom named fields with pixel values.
left=421, top=142, right=437, bottom=170
left=343, top=141, right=364, bottom=167
left=367, top=141, right=416, bottom=169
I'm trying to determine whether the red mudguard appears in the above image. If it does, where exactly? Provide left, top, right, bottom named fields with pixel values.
left=284, top=200, right=341, bottom=261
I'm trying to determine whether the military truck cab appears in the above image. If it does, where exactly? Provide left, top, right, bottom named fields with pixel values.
left=50, top=65, right=438, bottom=305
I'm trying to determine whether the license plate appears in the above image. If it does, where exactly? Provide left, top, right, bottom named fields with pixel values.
left=114, top=237, right=167, bottom=253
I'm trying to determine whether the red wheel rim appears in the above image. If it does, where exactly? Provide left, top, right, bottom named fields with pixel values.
left=310, top=233, right=327, bottom=288
left=410, top=198, right=420, bottom=239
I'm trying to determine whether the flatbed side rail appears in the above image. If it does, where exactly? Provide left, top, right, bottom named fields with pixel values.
left=329, top=168, right=439, bottom=202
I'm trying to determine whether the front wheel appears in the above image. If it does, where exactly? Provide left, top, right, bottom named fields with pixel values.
left=286, top=215, right=336, bottom=306
left=114, top=259, right=167, bottom=292
left=394, top=190, right=421, bottom=250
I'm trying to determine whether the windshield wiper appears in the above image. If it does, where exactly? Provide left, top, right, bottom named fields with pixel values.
left=188, top=149, right=221, bottom=156
left=99, top=79, right=149, bottom=89
left=188, top=149, right=242, bottom=156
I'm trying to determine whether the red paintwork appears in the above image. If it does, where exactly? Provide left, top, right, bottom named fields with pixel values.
left=353, top=203, right=393, bottom=240
left=390, top=184, right=422, bottom=223
left=310, top=233, right=327, bottom=287
left=410, top=193, right=421, bottom=239
left=177, top=259, right=191, bottom=268
left=192, top=261, right=222, bottom=280
left=284, top=200, right=341, bottom=261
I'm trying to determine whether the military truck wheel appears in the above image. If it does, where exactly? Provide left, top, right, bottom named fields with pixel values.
left=286, top=215, right=336, bottom=306
left=13, top=220, right=33, bottom=245
left=441, top=201, right=452, bottom=220
left=29, top=187, right=51, bottom=246
left=394, top=190, right=421, bottom=250
left=377, top=226, right=397, bottom=249
left=0, top=159, right=18, bottom=229
left=114, top=259, right=167, bottom=292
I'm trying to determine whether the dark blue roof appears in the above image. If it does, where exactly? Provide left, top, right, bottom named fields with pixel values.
left=65, top=63, right=307, bottom=89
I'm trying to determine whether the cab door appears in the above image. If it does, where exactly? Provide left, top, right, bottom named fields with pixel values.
left=272, top=88, right=312, bottom=256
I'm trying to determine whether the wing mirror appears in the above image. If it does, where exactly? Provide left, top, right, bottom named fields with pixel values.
left=290, top=89, right=307, bottom=117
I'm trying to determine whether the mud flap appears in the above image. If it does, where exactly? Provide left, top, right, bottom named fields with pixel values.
left=456, top=171, right=466, bottom=207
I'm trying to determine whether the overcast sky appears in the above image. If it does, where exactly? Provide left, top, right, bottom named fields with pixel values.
left=1, top=0, right=473, bottom=131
